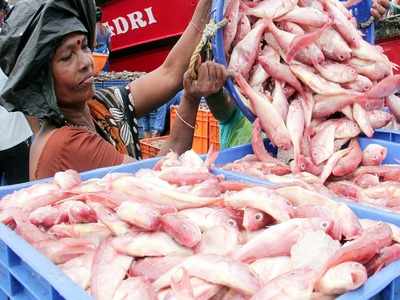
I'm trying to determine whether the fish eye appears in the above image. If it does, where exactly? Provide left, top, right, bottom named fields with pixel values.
left=228, top=219, right=236, bottom=227
left=255, top=213, right=263, bottom=221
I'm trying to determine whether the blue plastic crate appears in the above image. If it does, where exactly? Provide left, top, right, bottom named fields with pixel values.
left=0, top=158, right=161, bottom=300
left=1, top=150, right=400, bottom=299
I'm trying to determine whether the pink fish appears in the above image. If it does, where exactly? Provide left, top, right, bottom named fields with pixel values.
left=352, top=39, right=393, bottom=65
left=315, top=61, right=357, bottom=84
left=0, top=183, right=63, bottom=213
left=286, top=99, right=305, bottom=172
left=362, top=144, right=387, bottom=166
left=57, top=200, right=97, bottom=224
left=349, top=58, right=392, bottom=81
left=225, top=187, right=294, bottom=222
left=48, top=222, right=111, bottom=239
left=342, top=75, right=373, bottom=92
left=311, top=123, right=336, bottom=165
left=243, top=208, right=274, bottom=231
left=53, top=170, right=81, bottom=190
left=276, top=6, right=329, bottom=27
left=334, top=118, right=361, bottom=139
left=359, top=97, right=385, bottom=111
left=229, top=19, right=268, bottom=79
left=313, top=94, right=363, bottom=119
left=223, top=0, right=241, bottom=55
left=35, top=237, right=96, bottom=265
left=195, top=224, right=239, bottom=256
left=29, top=206, right=64, bottom=228
left=323, top=0, right=362, bottom=48
left=297, top=155, right=323, bottom=176
left=178, top=207, right=240, bottom=232
left=246, top=0, right=298, bottom=19
left=91, top=238, right=133, bottom=300
left=161, top=213, right=202, bottom=248
left=366, top=244, right=400, bottom=275
left=112, top=232, right=193, bottom=257
left=332, top=139, right=363, bottom=177
left=293, top=205, right=340, bottom=239
left=87, top=202, right=130, bottom=236
left=158, top=167, right=214, bottom=186
left=366, top=75, right=400, bottom=99
left=286, top=21, right=331, bottom=64
left=367, top=110, right=393, bottom=129
left=323, top=222, right=392, bottom=271
left=277, top=21, right=305, bottom=35
left=130, top=256, right=187, bottom=282
left=235, top=73, right=292, bottom=149
left=233, top=218, right=331, bottom=263
left=335, top=203, right=363, bottom=240
left=319, top=148, right=352, bottom=183
left=353, top=173, right=380, bottom=188
left=353, top=103, right=374, bottom=138
left=290, top=63, right=350, bottom=95
left=12, top=209, right=49, bottom=244
left=272, top=80, right=289, bottom=120
left=265, top=19, right=324, bottom=66
left=113, top=277, right=157, bottom=300
left=158, top=278, right=221, bottom=300
left=59, top=252, right=95, bottom=290
left=252, top=118, right=277, bottom=163
left=116, top=201, right=160, bottom=231
left=250, top=257, right=292, bottom=285
left=387, top=94, right=400, bottom=122
left=317, top=28, right=352, bottom=62
left=316, top=262, right=368, bottom=295
left=232, top=13, right=252, bottom=48
left=250, top=267, right=317, bottom=300
left=170, top=268, right=195, bottom=300
left=291, top=231, right=341, bottom=272
left=258, top=55, right=305, bottom=98
left=154, top=254, right=260, bottom=296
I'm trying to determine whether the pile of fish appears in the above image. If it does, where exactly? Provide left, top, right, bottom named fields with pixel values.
left=223, top=117, right=400, bottom=213
left=224, top=0, right=400, bottom=176
left=1, top=149, right=400, bottom=300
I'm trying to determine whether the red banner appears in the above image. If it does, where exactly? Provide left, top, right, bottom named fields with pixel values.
left=102, top=0, right=198, bottom=52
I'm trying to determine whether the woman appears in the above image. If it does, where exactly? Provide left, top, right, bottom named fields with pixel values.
left=0, top=0, right=228, bottom=180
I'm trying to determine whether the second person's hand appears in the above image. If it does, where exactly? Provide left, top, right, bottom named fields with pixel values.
left=183, top=62, right=230, bottom=101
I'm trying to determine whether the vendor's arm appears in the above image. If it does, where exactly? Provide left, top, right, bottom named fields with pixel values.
left=371, top=0, right=390, bottom=20
left=205, top=88, right=236, bottom=123
left=129, top=0, right=212, bottom=117
left=159, top=62, right=228, bottom=155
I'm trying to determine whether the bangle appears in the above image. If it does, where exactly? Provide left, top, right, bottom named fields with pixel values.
left=176, top=110, right=195, bottom=129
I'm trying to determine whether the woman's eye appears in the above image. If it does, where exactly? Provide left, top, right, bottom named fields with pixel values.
left=61, top=54, right=72, bottom=61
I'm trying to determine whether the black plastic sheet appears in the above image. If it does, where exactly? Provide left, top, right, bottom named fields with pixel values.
left=0, top=0, right=96, bottom=124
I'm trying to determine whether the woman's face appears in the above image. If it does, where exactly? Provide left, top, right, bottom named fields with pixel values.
left=51, top=33, right=95, bottom=109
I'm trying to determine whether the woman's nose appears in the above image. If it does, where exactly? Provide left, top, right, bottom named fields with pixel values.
left=78, top=51, right=93, bottom=71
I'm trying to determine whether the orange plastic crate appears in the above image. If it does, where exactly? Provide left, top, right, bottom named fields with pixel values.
left=170, top=106, right=209, bottom=154
left=208, top=114, right=220, bottom=151
left=140, top=135, right=169, bottom=159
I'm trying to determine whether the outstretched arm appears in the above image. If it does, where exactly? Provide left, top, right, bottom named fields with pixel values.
left=130, top=0, right=212, bottom=118
left=159, top=62, right=228, bottom=156
left=205, top=88, right=236, bottom=123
